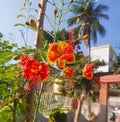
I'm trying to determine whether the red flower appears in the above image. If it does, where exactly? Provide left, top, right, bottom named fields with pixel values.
left=37, top=62, right=50, bottom=83
left=47, top=41, right=75, bottom=68
left=83, top=63, right=94, bottom=79
left=21, top=55, right=39, bottom=81
left=63, top=66, right=74, bottom=79
left=20, top=55, right=50, bottom=84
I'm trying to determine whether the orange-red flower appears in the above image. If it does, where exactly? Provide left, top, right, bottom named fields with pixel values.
left=21, top=55, right=50, bottom=83
left=63, top=66, right=74, bottom=79
left=47, top=41, right=75, bottom=68
left=82, top=63, right=94, bottom=79
left=21, top=55, right=39, bottom=81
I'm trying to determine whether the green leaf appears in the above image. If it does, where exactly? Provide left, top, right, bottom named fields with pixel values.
left=27, top=25, right=38, bottom=32
left=6, top=46, right=12, bottom=49
left=12, top=43, right=18, bottom=47
left=20, top=7, right=26, bottom=11
left=14, top=23, right=25, bottom=27
left=23, top=0, right=27, bottom=7
left=0, top=51, right=15, bottom=65
left=16, top=14, right=26, bottom=18
left=3, top=41, right=9, bottom=45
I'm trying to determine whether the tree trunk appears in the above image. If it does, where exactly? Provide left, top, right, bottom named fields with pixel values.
left=26, top=88, right=35, bottom=122
left=88, top=37, right=91, bottom=63
left=74, top=93, right=85, bottom=122
left=26, top=0, right=47, bottom=122
left=13, top=99, right=17, bottom=122
left=34, top=0, right=47, bottom=48
left=87, top=25, right=91, bottom=63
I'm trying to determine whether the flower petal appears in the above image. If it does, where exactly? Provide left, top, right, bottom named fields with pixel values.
left=56, top=58, right=65, bottom=68
left=64, top=45, right=74, bottom=54
left=48, top=43, right=59, bottom=52
left=38, top=62, right=50, bottom=82
left=47, top=51, right=59, bottom=65
left=61, top=54, right=76, bottom=64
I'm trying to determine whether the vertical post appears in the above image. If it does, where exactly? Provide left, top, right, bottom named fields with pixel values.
left=34, top=0, right=47, bottom=48
left=98, top=83, right=109, bottom=122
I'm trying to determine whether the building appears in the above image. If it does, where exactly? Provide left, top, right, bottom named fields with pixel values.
left=91, top=44, right=117, bottom=72
left=91, top=44, right=120, bottom=122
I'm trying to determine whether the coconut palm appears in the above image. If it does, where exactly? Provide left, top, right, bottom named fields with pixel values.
left=68, top=0, right=109, bottom=60
left=67, top=0, right=109, bottom=122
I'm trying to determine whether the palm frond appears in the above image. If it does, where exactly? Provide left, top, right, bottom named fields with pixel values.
left=67, top=0, right=109, bottom=45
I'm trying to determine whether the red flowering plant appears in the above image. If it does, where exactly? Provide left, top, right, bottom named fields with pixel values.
left=19, top=54, right=50, bottom=121
left=46, top=38, right=106, bottom=122
left=46, top=39, right=95, bottom=96
left=0, top=1, right=107, bottom=122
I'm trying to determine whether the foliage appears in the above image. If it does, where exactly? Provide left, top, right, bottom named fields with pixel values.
left=48, top=108, right=67, bottom=122
left=56, top=29, right=69, bottom=41
left=14, top=0, right=38, bottom=47
left=0, top=38, right=43, bottom=121
left=0, top=107, right=13, bottom=122
left=112, top=56, right=120, bottom=73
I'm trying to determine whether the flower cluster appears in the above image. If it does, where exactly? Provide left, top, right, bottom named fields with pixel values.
left=21, top=55, right=50, bottom=83
left=47, top=41, right=95, bottom=80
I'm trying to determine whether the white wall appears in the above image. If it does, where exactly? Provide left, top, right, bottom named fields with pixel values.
left=91, top=44, right=117, bottom=72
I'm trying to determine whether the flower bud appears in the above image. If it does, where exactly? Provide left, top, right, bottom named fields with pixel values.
left=79, top=53, right=85, bottom=59
left=25, top=21, right=30, bottom=26
left=38, top=3, right=42, bottom=9
left=13, top=55, right=20, bottom=60
left=54, top=8, right=58, bottom=15
left=29, top=19, right=36, bottom=27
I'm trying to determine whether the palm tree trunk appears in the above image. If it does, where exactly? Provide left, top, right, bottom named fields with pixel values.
left=87, top=24, right=91, bottom=63
left=26, top=0, right=47, bottom=121
left=88, top=38, right=91, bottom=63
left=74, top=93, right=85, bottom=122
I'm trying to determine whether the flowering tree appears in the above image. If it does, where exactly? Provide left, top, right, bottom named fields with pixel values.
left=0, top=0, right=106, bottom=122
left=47, top=40, right=98, bottom=122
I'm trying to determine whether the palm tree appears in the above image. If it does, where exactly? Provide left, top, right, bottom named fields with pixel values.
left=68, top=0, right=109, bottom=61
left=67, top=1, right=109, bottom=122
